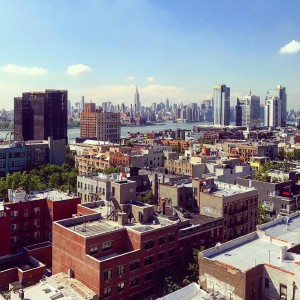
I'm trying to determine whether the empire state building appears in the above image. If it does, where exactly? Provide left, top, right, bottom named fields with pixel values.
left=134, top=86, right=141, bottom=116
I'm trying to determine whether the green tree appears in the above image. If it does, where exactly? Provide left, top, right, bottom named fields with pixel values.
left=0, top=178, right=7, bottom=198
left=171, top=144, right=180, bottom=153
left=137, top=190, right=153, bottom=204
left=103, top=166, right=119, bottom=175
left=127, top=141, right=133, bottom=147
left=284, top=151, right=294, bottom=162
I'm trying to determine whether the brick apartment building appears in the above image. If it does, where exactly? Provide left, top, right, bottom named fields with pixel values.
left=0, top=190, right=80, bottom=289
left=199, top=212, right=300, bottom=300
left=53, top=178, right=223, bottom=299
left=222, top=141, right=278, bottom=163
left=80, top=103, right=120, bottom=143
left=192, top=178, right=259, bottom=241
left=160, top=139, right=192, bottom=152
left=75, top=148, right=110, bottom=175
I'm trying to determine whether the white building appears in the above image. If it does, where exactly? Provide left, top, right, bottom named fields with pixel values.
left=264, top=85, right=287, bottom=128
left=213, top=85, right=230, bottom=126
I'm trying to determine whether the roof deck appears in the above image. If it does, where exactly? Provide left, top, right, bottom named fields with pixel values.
left=62, top=215, right=122, bottom=237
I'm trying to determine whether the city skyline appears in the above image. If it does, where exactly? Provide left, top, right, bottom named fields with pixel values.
left=0, top=1, right=300, bottom=109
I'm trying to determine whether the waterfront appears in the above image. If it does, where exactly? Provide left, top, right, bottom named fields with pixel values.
left=0, top=122, right=213, bottom=142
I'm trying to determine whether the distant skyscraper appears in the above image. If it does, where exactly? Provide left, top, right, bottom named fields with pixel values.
left=134, top=87, right=141, bottom=116
left=236, top=93, right=260, bottom=128
left=265, top=85, right=287, bottom=127
left=165, top=98, right=170, bottom=111
left=14, top=90, right=68, bottom=141
left=213, top=85, right=230, bottom=126
left=81, top=96, right=85, bottom=112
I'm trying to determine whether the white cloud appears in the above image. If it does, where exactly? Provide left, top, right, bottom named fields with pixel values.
left=126, top=76, right=135, bottom=80
left=279, top=40, right=300, bottom=54
left=66, top=64, right=92, bottom=76
left=146, top=76, right=155, bottom=82
left=0, top=64, right=47, bottom=75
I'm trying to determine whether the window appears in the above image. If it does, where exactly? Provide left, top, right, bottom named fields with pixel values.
left=11, top=236, right=18, bottom=244
left=168, top=233, right=175, bottom=242
left=265, top=278, right=269, bottom=288
left=24, top=233, right=29, bottom=243
left=104, top=270, right=112, bottom=281
left=158, top=236, right=165, bottom=246
left=129, top=277, right=140, bottom=288
left=117, top=282, right=125, bottom=292
left=168, top=248, right=175, bottom=257
left=144, top=256, right=154, bottom=266
left=102, top=241, right=113, bottom=252
left=11, top=224, right=18, bottom=233
left=90, top=245, right=98, bottom=255
left=280, top=284, right=287, bottom=298
left=224, top=205, right=227, bottom=214
left=158, top=252, right=165, bottom=261
left=129, top=260, right=140, bottom=271
left=103, top=287, right=112, bottom=298
left=144, top=240, right=154, bottom=250
left=34, top=231, right=40, bottom=239
left=24, top=222, right=28, bottom=230
left=24, top=209, right=29, bottom=218
left=117, top=265, right=125, bottom=276
left=34, top=220, right=40, bottom=228
left=11, top=211, right=18, bottom=219
left=144, top=272, right=154, bottom=282
left=34, top=207, right=40, bottom=215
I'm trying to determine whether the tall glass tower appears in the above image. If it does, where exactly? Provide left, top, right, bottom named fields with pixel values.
left=265, top=85, right=287, bottom=127
left=213, top=85, right=230, bottom=126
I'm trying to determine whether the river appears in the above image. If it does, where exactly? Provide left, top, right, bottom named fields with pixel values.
left=0, top=122, right=213, bottom=142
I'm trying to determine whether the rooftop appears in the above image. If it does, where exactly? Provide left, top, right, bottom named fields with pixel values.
left=8, top=189, right=77, bottom=203
left=64, top=216, right=122, bottom=237
left=205, top=232, right=298, bottom=273
left=258, top=212, right=300, bottom=245
left=10, top=273, right=97, bottom=300
left=58, top=210, right=176, bottom=238
left=203, top=213, right=300, bottom=275
left=209, top=182, right=256, bottom=197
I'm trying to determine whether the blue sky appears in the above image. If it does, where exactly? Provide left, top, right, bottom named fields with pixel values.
left=0, top=0, right=300, bottom=109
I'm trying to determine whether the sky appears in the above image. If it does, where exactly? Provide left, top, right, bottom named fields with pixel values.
left=0, top=0, right=300, bottom=110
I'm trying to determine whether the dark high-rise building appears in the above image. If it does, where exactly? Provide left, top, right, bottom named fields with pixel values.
left=14, top=90, right=68, bottom=141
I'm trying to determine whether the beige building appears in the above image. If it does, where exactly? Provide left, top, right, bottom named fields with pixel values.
left=80, top=103, right=120, bottom=143
left=164, top=158, right=206, bottom=177
left=77, top=173, right=136, bottom=204
left=75, top=147, right=110, bottom=175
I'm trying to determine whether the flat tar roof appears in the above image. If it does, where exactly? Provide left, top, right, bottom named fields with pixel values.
left=258, top=213, right=300, bottom=245
left=206, top=233, right=297, bottom=273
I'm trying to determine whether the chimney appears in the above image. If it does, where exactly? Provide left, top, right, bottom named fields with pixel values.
left=279, top=246, right=288, bottom=262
